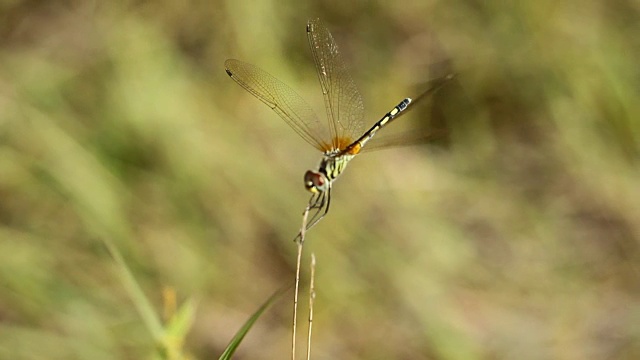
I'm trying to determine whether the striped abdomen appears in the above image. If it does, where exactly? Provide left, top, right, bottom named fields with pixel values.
left=342, top=98, right=412, bottom=155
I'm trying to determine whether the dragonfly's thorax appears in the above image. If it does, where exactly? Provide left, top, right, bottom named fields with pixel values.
left=318, top=154, right=354, bottom=181
left=320, top=152, right=354, bottom=181
left=304, top=152, right=355, bottom=193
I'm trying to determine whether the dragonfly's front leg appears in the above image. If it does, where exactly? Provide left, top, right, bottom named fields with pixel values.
left=305, top=185, right=331, bottom=231
left=294, top=186, right=332, bottom=242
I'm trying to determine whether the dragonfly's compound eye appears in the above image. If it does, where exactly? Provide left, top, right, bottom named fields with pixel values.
left=304, top=170, right=327, bottom=193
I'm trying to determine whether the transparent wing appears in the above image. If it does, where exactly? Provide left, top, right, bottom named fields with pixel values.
left=307, top=18, right=365, bottom=150
left=363, top=73, right=456, bottom=152
left=362, top=129, right=449, bottom=152
left=225, top=58, right=332, bottom=151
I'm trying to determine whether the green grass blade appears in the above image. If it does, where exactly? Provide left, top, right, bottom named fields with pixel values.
left=104, top=238, right=165, bottom=342
left=218, top=286, right=288, bottom=360
left=160, top=297, right=198, bottom=359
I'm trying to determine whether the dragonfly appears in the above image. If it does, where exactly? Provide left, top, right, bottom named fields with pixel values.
left=225, top=18, right=452, bottom=236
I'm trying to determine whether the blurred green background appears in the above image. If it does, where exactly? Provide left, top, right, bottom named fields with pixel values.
left=1, top=0, right=639, bottom=359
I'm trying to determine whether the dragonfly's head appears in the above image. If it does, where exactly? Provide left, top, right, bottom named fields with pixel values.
left=304, top=170, right=329, bottom=193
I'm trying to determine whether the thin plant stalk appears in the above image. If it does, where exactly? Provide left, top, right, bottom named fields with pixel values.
left=292, top=206, right=311, bottom=360
left=306, top=254, right=316, bottom=360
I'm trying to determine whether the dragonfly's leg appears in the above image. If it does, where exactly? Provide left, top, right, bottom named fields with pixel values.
left=305, top=193, right=323, bottom=223
left=294, top=192, right=323, bottom=242
left=305, top=186, right=331, bottom=231
left=294, top=187, right=332, bottom=242
left=306, top=192, right=323, bottom=210
left=305, top=192, right=325, bottom=229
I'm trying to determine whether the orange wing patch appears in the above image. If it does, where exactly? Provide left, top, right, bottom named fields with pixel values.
left=319, top=136, right=355, bottom=153
left=334, top=136, right=354, bottom=151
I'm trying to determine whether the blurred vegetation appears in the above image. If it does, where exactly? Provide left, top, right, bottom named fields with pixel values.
left=1, top=0, right=639, bottom=359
